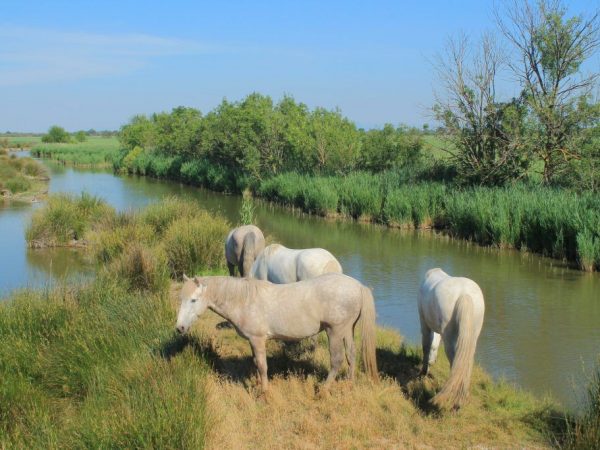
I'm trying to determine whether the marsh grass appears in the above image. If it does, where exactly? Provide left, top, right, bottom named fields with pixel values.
left=163, top=213, right=229, bottom=279
left=564, top=362, right=600, bottom=449
left=27, top=194, right=230, bottom=288
left=26, top=193, right=115, bottom=247
left=0, top=154, right=48, bottom=201
left=0, top=281, right=209, bottom=449
left=258, top=172, right=600, bottom=271
left=31, top=137, right=120, bottom=167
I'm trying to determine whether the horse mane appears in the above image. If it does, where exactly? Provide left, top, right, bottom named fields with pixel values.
left=202, top=276, right=268, bottom=307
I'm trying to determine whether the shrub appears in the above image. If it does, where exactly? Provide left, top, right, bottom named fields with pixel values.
left=106, top=243, right=170, bottom=293
left=88, top=216, right=155, bottom=263
left=163, top=213, right=230, bottom=278
left=26, top=194, right=114, bottom=247
left=141, top=197, right=203, bottom=236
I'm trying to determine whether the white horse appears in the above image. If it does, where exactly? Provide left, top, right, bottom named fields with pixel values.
left=224, top=225, right=265, bottom=277
left=418, top=268, right=485, bottom=410
left=176, top=274, right=379, bottom=393
left=250, top=244, right=342, bottom=283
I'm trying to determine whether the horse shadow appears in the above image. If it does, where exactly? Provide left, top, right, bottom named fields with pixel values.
left=376, top=345, right=440, bottom=415
left=158, top=331, right=327, bottom=386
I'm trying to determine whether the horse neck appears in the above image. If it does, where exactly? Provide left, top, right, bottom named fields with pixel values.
left=205, top=277, right=250, bottom=324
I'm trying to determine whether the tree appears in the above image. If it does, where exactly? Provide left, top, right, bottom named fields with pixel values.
left=359, top=124, right=422, bottom=172
left=41, top=126, right=71, bottom=143
left=496, top=0, right=600, bottom=183
left=433, top=34, right=530, bottom=185
left=73, top=131, right=87, bottom=142
left=119, top=115, right=157, bottom=150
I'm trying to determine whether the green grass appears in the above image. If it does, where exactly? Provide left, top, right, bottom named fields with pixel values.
left=421, top=134, right=453, bottom=160
left=31, top=137, right=121, bottom=167
left=0, top=135, right=43, bottom=149
left=0, top=280, right=209, bottom=448
left=26, top=194, right=231, bottom=284
left=258, top=172, right=600, bottom=271
left=26, top=193, right=115, bottom=247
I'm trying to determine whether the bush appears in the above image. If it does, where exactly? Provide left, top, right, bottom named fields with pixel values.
left=106, top=243, right=170, bottom=293
left=141, top=197, right=203, bottom=236
left=41, top=126, right=71, bottom=144
left=26, top=194, right=115, bottom=247
left=163, top=213, right=230, bottom=278
left=89, top=215, right=155, bottom=263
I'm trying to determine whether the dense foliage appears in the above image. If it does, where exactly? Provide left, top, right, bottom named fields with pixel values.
left=114, top=94, right=424, bottom=192
left=41, top=126, right=71, bottom=143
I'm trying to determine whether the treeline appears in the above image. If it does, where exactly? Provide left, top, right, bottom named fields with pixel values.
left=115, top=94, right=425, bottom=192
left=41, top=126, right=118, bottom=144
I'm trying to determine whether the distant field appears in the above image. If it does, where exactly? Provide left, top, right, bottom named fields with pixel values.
left=0, top=135, right=43, bottom=149
left=421, top=134, right=452, bottom=160
left=31, top=137, right=121, bottom=167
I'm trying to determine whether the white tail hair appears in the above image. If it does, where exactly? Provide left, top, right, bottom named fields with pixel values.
left=432, top=294, right=477, bottom=409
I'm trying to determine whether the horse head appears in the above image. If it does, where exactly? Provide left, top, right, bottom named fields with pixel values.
left=176, top=274, right=209, bottom=334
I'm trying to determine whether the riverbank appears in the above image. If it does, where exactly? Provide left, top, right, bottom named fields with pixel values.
left=5, top=194, right=600, bottom=447
left=0, top=151, right=49, bottom=202
left=0, top=279, right=567, bottom=449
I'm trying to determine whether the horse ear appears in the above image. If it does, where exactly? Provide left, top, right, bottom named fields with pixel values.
left=193, top=276, right=201, bottom=286
left=183, top=274, right=190, bottom=282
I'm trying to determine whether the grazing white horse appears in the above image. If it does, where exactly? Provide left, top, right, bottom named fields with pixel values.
left=224, top=225, right=265, bottom=277
left=418, top=268, right=485, bottom=410
left=176, top=274, right=379, bottom=393
left=250, top=244, right=342, bottom=283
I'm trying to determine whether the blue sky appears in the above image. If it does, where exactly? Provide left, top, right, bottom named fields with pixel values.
left=1, top=0, right=598, bottom=132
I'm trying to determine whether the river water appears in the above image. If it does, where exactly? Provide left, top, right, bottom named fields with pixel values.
left=1, top=155, right=599, bottom=409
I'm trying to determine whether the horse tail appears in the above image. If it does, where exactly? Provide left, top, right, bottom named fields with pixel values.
left=432, top=294, right=476, bottom=410
left=360, top=286, right=379, bottom=383
left=323, top=259, right=343, bottom=274
left=241, top=233, right=256, bottom=277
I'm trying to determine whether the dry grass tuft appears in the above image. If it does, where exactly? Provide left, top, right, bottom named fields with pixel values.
left=169, top=285, right=560, bottom=449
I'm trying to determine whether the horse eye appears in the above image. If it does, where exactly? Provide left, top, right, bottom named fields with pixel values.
left=191, top=299, right=197, bottom=303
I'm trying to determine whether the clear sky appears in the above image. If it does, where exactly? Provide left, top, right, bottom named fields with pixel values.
left=1, top=0, right=598, bottom=132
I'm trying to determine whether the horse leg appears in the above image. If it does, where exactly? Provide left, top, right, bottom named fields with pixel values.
left=420, top=322, right=434, bottom=376
left=343, top=326, right=356, bottom=381
left=442, top=329, right=458, bottom=367
left=429, top=332, right=441, bottom=366
left=323, top=328, right=345, bottom=392
left=227, top=262, right=236, bottom=277
left=249, top=336, right=269, bottom=393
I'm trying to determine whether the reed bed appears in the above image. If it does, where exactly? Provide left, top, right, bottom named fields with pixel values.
left=258, top=173, right=600, bottom=271
left=0, top=154, right=48, bottom=200
left=31, top=137, right=120, bottom=167
left=26, top=194, right=230, bottom=286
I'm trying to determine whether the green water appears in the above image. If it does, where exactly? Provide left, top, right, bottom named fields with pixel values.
left=1, top=156, right=599, bottom=409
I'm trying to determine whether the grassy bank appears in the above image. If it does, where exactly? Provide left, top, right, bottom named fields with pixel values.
left=26, top=195, right=229, bottom=283
left=7, top=192, right=600, bottom=447
left=0, top=278, right=569, bottom=449
left=0, top=152, right=49, bottom=202
left=31, top=137, right=120, bottom=167
left=258, top=172, right=600, bottom=272
left=0, top=280, right=210, bottom=448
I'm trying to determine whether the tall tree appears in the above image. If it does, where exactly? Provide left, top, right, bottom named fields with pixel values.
left=433, top=33, right=530, bottom=185
left=496, top=0, right=600, bottom=183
